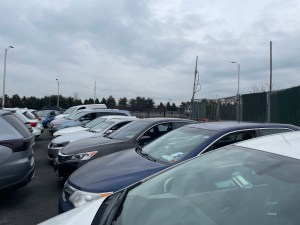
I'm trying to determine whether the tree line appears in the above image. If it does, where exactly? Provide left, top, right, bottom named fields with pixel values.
left=2, top=94, right=189, bottom=111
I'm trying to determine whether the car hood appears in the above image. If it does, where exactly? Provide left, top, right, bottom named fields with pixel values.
left=61, top=137, right=121, bottom=155
left=51, top=131, right=101, bottom=145
left=38, top=197, right=106, bottom=225
left=68, top=148, right=166, bottom=193
left=54, top=126, right=89, bottom=137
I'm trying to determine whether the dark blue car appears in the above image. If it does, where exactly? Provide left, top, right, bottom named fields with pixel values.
left=59, top=121, right=300, bottom=213
left=37, top=110, right=60, bottom=128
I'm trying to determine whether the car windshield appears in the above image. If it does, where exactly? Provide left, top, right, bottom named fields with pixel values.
left=142, top=126, right=217, bottom=164
left=108, top=121, right=149, bottom=141
left=90, top=120, right=115, bottom=133
left=113, top=146, right=300, bottom=225
left=63, top=106, right=78, bottom=115
left=67, top=111, right=88, bottom=120
left=37, top=110, right=52, bottom=116
left=84, top=117, right=107, bottom=128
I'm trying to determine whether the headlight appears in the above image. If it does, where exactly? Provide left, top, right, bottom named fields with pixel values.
left=69, top=190, right=113, bottom=207
left=67, top=151, right=98, bottom=161
left=51, top=141, right=70, bottom=148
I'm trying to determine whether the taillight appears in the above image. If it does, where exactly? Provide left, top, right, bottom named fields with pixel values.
left=29, top=122, right=37, bottom=127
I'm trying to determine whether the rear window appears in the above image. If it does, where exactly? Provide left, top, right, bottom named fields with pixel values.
left=2, top=114, right=32, bottom=138
left=23, top=111, right=36, bottom=120
left=0, top=116, right=23, bottom=140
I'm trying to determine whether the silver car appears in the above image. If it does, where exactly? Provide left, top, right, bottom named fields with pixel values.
left=48, top=116, right=137, bottom=160
left=0, top=110, right=35, bottom=191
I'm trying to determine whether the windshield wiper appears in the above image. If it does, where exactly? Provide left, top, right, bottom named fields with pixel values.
left=136, top=147, right=156, bottom=162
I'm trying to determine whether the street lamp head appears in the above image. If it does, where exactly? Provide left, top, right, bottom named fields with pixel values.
left=230, top=61, right=236, bottom=64
left=9, top=46, right=14, bottom=49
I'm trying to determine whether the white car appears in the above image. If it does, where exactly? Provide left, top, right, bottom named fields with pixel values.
left=4, top=108, right=42, bottom=139
left=52, top=115, right=132, bottom=137
left=48, top=116, right=137, bottom=160
left=40, top=131, right=300, bottom=225
left=54, top=104, right=107, bottom=120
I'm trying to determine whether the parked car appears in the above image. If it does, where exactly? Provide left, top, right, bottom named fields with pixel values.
left=54, top=118, right=196, bottom=180
left=42, top=130, right=300, bottom=225
left=37, top=110, right=61, bottom=128
left=52, top=115, right=132, bottom=138
left=58, top=121, right=299, bottom=212
left=53, top=104, right=107, bottom=120
left=48, top=116, right=138, bottom=160
left=4, top=108, right=43, bottom=140
left=22, top=109, right=45, bottom=137
left=49, top=108, right=132, bottom=135
left=0, top=110, right=35, bottom=191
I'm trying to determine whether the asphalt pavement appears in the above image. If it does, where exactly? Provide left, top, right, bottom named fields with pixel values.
left=0, top=130, right=64, bottom=225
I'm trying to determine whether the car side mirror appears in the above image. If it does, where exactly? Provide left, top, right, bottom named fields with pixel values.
left=104, top=130, right=114, bottom=136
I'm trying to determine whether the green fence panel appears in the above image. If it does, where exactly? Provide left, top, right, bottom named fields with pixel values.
left=242, top=92, right=267, bottom=122
left=219, top=105, right=237, bottom=121
left=270, top=86, right=300, bottom=126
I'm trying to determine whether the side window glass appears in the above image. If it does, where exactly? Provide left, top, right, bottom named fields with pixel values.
left=82, top=113, right=94, bottom=120
left=144, top=123, right=173, bottom=140
left=260, top=128, right=292, bottom=136
left=173, top=122, right=191, bottom=129
left=210, top=130, right=256, bottom=151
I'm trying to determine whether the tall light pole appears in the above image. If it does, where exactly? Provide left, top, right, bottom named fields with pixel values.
left=2, top=46, right=14, bottom=108
left=231, top=61, right=240, bottom=122
left=56, top=78, right=60, bottom=107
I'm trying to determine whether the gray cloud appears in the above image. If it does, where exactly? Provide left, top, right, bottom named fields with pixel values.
left=0, top=0, right=299, bottom=106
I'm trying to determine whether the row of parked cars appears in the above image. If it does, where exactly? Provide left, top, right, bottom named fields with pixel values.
left=2, top=104, right=300, bottom=224
left=20, top=103, right=298, bottom=224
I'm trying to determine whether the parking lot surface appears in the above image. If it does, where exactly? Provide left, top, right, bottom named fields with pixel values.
left=0, top=130, right=64, bottom=225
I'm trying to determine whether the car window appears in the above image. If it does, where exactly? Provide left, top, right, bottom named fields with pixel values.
left=97, top=112, right=115, bottom=117
left=173, top=121, right=195, bottom=129
left=108, top=121, right=149, bottom=140
left=63, top=106, right=78, bottom=114
left=84, top=117, right=107, bottom=128
left=115, top=146, right=300, bottom=225
left=0, top=115, right=29, bottom=139
left=142, top=126, right=217, bottom=164
left=142, top=123, right=173, bottom=141
left=80, top=112, right=97, bottom=120
left=259, top=128, right=293, bottom=136
left=22, top=111, right=36, bottom=120
left=210, top=130, right=257, bottom=151
left=90, top=120, right=115, bottom=133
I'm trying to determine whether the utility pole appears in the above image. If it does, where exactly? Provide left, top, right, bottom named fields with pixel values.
left=267, top=41, right=272, bottom=123
left=191, top=56, right=201, bottom=119
left=94, top=81, right=96, bottom=104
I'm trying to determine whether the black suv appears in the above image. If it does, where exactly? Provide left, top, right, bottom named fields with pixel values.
left=0, top=110, right=35, bottom=191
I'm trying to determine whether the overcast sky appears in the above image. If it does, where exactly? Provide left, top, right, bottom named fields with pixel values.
left=0, top=0, right=299, bottom=105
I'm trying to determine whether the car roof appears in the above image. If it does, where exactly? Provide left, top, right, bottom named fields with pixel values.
left=76, top=108, right=130, bottom=113
left=234, top=131, right=300, bottom=160
left=186, top=121, right=299, bottom=131
left=138, top=117, right=196, bottom=123
left=0, top=109, right=13, bottom=116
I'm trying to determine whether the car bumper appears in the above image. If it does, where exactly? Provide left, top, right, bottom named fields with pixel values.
left=48, top=147, right=62, bottom=160
left=53, top=158, right=80, bottom=179
left=0, top=158, right=35, bottom=191
left=58, top=194, right=75, bottom=213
